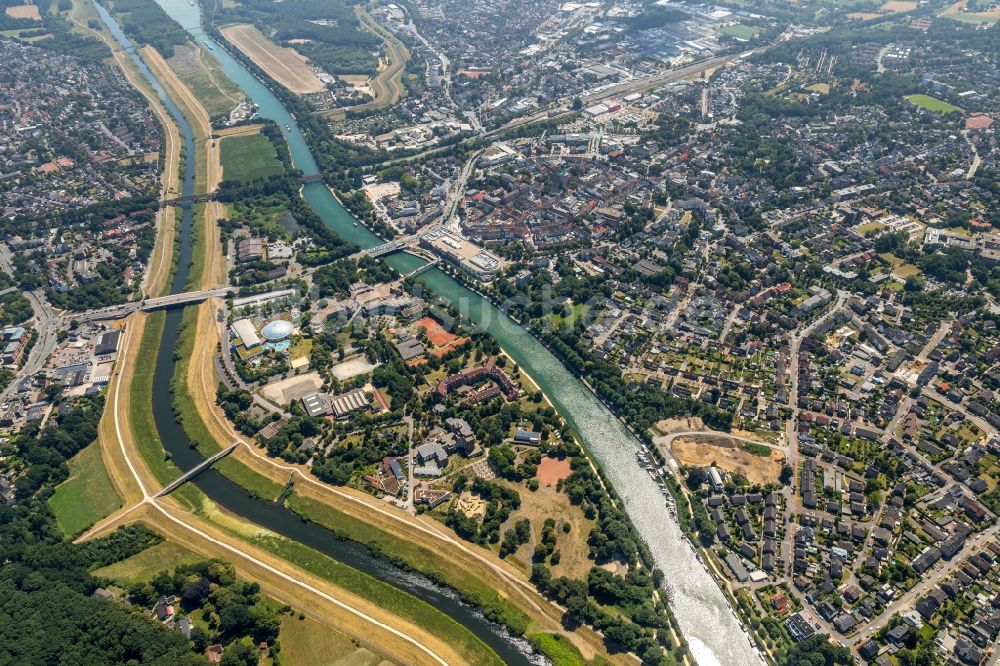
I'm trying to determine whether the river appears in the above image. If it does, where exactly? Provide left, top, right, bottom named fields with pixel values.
left=128, top=0, right=763, bottom=662
left=94, top=3, right=540, bottom=664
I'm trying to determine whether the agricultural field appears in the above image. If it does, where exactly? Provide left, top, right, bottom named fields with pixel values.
left=905, top=94, right=962, bottom=114
left=220, top=133, right=284, bottom=182
left=220, top=23, right=324, bottom=94
left=49, top=442, right=122, bottom=537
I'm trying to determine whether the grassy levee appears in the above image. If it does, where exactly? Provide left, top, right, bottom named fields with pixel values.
left=129, top=312, right=179, bottom=486
left=49, top=441, right=122, bottom=537
left=168, top=43, right=243, bottom=117
left=246, top=531, right=504, bottom=666
left=286, top=493, right=530, bottom=633
left=172, top=307, right=284, bottom=501
left=185, top=203, right=209, bottom=291
left=128, top=311, right=201, bottom=509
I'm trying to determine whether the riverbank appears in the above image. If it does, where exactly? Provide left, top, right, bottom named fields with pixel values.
left=148, top=0, right=765, bottom=660
left=179, top=290, right=620, bottom=664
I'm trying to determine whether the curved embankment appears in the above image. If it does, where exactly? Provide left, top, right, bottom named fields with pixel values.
left=86, top=305, right=468, bottom=666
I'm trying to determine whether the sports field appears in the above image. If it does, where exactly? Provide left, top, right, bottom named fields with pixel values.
left=220, top=23, right=325, bottom=94
left=906, top=94, right=961, bottom=113
left=220, top=133, right=284, bottom=182
left=720, top=23, right=759, bottom=39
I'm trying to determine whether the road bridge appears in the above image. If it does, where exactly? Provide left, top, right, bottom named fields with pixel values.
left=155, top=443, right=237, bottom=497
left=68, top=287, right=230, bottom=322
left=160, top=192, right=215, bottom=207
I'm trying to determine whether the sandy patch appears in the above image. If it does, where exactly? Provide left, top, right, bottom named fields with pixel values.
left=363, top=181, right=401, bottom=202
left=670, top=436, right=784, bottom=486
left=653, top=416, right=706, bottom=435
left=260, top=371, right=322, bottom=404
left=537, top=456, right=572, bottom=486
left=881, top=0, right=916, bottom=11
left=220, top=23, right=324, bottom=94
left=5, top=4, right=41, bottom=20
left=331, top=356, right=380, bottom=381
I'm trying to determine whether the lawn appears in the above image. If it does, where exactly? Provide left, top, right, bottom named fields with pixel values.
left=49, top=442, right=122, bottom=537
left=905, top=94, right=961, bottom=114
left=93, top=539, right=203, bottom=583
left=220, top=133, right=284, bottom=183
left=721, top=23, right=759, bottom=39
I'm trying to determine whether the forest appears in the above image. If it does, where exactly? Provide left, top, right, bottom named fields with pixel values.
left=216, top=0, right=378, bottom=75
left=103, top=0, right=189, bottom=57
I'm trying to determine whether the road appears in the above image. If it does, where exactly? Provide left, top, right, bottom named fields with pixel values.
left=404, top=413, right=415, bottom=512
left=65, top=287, right=230, bottom=322
left=864, top=524, right=1000, bottom=638
left=441, top=149, right=484, bottom=230
left=0, top=290, right=58, bottom=405
left=783, top=291, right=848, bottom=571
left=964, top=131, right=981, bottom=180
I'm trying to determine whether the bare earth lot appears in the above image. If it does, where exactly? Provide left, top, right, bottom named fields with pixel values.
left=5, top=4, right=41, bottom=19
left=670, top=436, right=784, bottom=486
left=220, top=23, right=325, bottom=94
left=261, top=371, right=322, bottom=404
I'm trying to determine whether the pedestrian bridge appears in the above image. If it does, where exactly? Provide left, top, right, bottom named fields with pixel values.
left=155, top=443, right=238, bottom=497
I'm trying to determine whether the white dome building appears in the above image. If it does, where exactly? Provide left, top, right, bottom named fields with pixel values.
left=260, top=319, right=293, bottom=342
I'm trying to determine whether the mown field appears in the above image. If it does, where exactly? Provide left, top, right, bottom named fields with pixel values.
left=49, top=442, right=122, bottom=537
left=905, top=94, right=961, bottom=113
left=220, top=133, right=284, bottom=182
left=93, top=539, right=203, bottom=583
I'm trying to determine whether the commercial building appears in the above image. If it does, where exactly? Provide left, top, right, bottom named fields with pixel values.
left=230, top=319, right=261, bottom=349
left=331, top=388, right=370, bottom=419
left=420, top=229, right=501, bottom=281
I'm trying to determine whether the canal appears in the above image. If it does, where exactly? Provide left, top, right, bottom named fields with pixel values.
left=94, top=2, right=540, bottom=664
left=127, top=0, right=763, bottom=662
